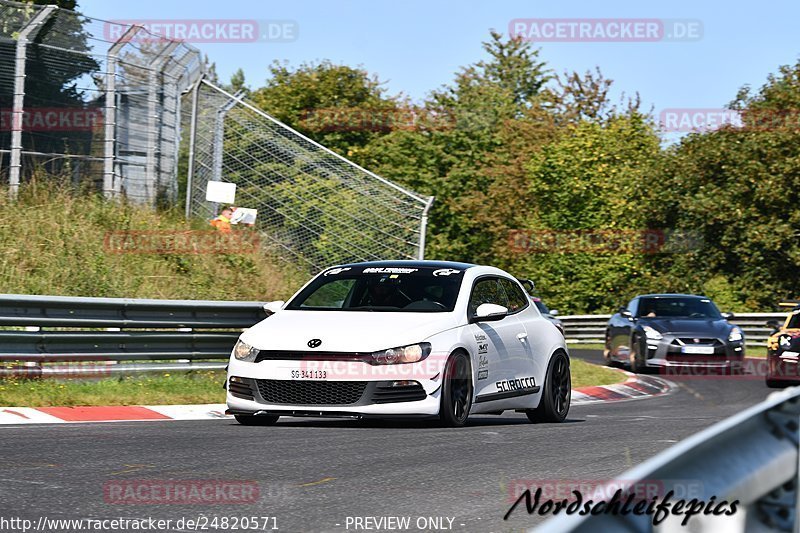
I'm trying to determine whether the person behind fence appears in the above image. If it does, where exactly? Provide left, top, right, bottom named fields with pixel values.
left=210, top=206, right=234, bottom=233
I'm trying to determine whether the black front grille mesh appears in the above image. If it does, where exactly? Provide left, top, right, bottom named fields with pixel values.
left=255, top=379, right=367, bottom=405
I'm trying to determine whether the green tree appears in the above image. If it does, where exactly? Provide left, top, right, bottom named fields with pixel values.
left=250, top=60, right=400, bottom=155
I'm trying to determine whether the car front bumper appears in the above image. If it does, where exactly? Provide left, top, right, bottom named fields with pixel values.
left=767, top=349, right=800, bottom=383
left=640, top=333, right=744, bottom=369
left=225, top=354, right=446, bottom=417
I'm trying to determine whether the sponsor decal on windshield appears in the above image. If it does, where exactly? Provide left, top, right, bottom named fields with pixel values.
left=432, top=268, right=461, bottom=276
left=362, top=267, right=418, bottom=274
left=323, top=267, right=351, bottom=276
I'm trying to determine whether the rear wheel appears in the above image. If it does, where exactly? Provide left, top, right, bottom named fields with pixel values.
left=439, top=351, right=473, bottom=427
left=234, top=414, right=280, bottom=426
left=527, top=351, right=570, bottom=423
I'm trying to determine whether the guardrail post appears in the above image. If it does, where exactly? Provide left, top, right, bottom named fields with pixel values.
left=8, top=5, right=56, bottom=200
left=103, top=25, right=141, bottom=199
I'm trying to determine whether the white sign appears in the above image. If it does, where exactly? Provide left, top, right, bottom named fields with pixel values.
left=206, top=181, right=237, bottom=204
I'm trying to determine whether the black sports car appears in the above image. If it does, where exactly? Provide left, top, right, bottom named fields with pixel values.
left=604, top=294, right=745, bottom=373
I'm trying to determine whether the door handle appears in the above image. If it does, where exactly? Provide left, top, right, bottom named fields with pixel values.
left=517, top=332, right=528, bottom=342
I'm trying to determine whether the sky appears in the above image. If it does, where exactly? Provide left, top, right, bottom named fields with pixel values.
left=79, top=0, right=800, bottom=127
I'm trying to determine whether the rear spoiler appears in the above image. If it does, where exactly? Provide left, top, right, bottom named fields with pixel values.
left=779, top=300, right=800, bottom=309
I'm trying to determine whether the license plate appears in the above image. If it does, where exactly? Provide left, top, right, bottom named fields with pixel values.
left=681, top=346, right=715, bottom=355
left=289, top=369, right=328, bottom=380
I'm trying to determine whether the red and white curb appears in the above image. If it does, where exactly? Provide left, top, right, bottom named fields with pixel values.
left=0, top=404, right=229, bottom=424
left=0, top=375, right=672, bottom=424
left=572, top=371, right=674, bottom=405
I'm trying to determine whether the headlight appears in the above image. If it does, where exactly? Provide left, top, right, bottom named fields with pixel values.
left=370, top=343, right=431, bottom=365
left=643, top=326, right=663, bottom=340
left=232, top=339, right=259, bottom=362
left=728, top=327, right=744, bottom=342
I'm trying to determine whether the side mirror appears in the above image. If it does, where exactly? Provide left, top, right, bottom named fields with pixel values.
left=721, top=312, right=735, bottom=320
left=470, top=303, right=508, bottom=323
left=549, top=309, right=560, bottom=317
left=767, top=320, right=781, bottom=331
left=263, top=300, right=285, bottom=316
left=620, top=309, right=633, bottom=320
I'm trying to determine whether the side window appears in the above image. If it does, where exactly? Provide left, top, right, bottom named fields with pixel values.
left=628, top=298, right=639, bottom=317
left=499, top=278, right=529, bottom=313
left=468, top=278, right=509, bottom=316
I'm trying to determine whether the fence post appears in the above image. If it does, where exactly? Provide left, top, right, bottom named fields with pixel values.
left=145, top=41, right=180, bottom=206
left=8, top=5, right=56, bottom=200
left=184, top=74, right=205, bottom=220
left=103, top=25, right=141, bottom=199
left=209, top=90, right=244, bottom=216
left=418, top=196, right=435, bottom=259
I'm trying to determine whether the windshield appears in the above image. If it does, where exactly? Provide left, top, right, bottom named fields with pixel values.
left=286, top=266, right=465, bottom=312
left=636, top=297, right=722, bottom=319
left=787, top=312, right=800, bottom=329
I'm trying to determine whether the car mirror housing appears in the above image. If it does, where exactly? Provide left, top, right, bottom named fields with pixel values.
left=263, top=300, right=285, bottom=316
left=620, top=309, right=634, bottom=319
left=766, top=320, right=781, bottom=331
left=549, top=309, right=560, bottom=317
left=471, top=303, right=508, bottom=323
left=721, top=312, right=735, bottom=320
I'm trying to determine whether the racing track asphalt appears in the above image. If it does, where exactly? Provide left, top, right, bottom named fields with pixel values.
left=0, top=349, right=774, bottom=533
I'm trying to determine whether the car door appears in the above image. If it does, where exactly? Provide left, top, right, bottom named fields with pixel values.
left=498, top=277, right=543, bottom=383
left=465, top=276, right=529, bottom=399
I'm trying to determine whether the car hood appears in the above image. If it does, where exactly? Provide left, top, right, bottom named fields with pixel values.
left=240, top=310, right=461, bottom=352
left=640, top=318, right=732, bottom=336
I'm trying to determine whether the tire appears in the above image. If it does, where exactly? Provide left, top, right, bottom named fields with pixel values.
left=630, top=334, right=647, bottom=373
left=766, top=378, right=786, bottom=389
left=438, top=351, right=473, bottom=427
left=234, top=414, right=280, bottom=426
left=527, top=351, right=571, bottom=423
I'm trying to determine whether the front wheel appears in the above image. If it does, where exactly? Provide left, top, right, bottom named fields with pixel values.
left=527, top=351, right=570, bottom=423
left=630, top=334, right=647, bottom=373
left=234, top=414, right=280, bottom=426
left=438, top=351, right=473, bottom=427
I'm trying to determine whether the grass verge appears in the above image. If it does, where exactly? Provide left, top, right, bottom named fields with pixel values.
left=0, top=361, right=625, bottom=407
left=570, top=359, right=626, bottom=388
left=0, top=371, right=226, bottom=407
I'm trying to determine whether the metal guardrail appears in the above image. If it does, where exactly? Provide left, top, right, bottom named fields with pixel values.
left=560, top=313, right=786, bottom=346
left=0, top=294, right=266, bottom=364
left=535, top=386, right=800, bottom=532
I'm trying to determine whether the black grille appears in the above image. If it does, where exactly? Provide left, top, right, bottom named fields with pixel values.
left=255, top=379, right=367, bottom=405
left=228, top=378, right=255, bottom=400
left=370, top=382, right=427, bottom=404
left=674, top=338, right=722, bottom=346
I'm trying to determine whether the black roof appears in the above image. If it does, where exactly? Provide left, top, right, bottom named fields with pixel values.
left=333, top=260, right=475, bottom=270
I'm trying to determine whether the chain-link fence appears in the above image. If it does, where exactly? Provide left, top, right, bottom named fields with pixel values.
left=0, top=0, right=202, bottom=202
left=183, top=79, right=434, bottom=270
left=0, top=0, right=434, bottom=269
